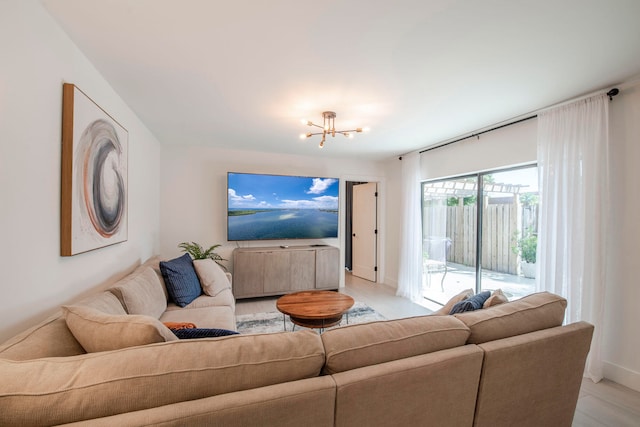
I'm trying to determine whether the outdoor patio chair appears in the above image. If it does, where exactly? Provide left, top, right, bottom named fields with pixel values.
left=423, top=237, right=452, bottom=292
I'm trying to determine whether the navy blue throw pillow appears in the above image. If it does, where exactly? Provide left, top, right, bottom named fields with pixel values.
left=449, top=291, right=491, bottom=314
left=159, top=253, right=202, bottom=307
left=171, top=328, right=239, bottom=339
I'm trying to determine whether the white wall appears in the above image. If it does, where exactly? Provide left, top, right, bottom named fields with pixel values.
left=159, top=146, right=386, bottom=285
left=0, top=1, right=162, bottom=342
left=382, top=156, right=402, bottom=288
left=419, top=117, right=538, bottom=180
left=604, top=81, right=640, bottom=391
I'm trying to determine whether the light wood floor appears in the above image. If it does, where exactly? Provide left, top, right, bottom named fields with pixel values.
left=235, top=273, right=640, bottom=426
left=235, top=272, right=433, bottom=319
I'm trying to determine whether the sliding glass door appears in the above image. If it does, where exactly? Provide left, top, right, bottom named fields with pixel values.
left=422, top=175, right=477, bottom=305
left=422, top=165, right=538, bottom=306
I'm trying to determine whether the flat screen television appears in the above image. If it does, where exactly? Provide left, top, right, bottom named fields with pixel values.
left=227, top=172, right=339, bottom=241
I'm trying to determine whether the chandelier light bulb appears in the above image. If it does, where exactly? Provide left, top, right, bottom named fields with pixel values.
left=300, top=110, right=368, bottom=148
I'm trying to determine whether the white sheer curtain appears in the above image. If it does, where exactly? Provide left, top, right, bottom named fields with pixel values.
left=396, top=152, right=423, bottom=302
left=537, top=93, right=609, bottom=382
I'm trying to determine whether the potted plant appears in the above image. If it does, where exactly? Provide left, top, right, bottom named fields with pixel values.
left=178, top=242, right=227, bottom=270
left=513, top=231, right=537, bottom=279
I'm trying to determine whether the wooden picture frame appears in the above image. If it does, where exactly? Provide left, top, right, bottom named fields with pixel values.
left=61, top=83, right=128, bottom=256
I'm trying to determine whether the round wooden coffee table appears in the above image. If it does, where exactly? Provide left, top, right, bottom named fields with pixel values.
left=276, top=290, right=355, bottom=331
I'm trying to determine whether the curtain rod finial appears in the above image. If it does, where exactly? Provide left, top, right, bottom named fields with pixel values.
left=607, top=88, right=619, bottom=101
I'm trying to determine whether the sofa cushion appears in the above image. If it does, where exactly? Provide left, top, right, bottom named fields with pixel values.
left=433, top=288, right=474, bottom=315
left=449, top=291, right=491, bottom=314
left=0, top=292, right=126, bottom=361
left=483, top=288, right=509, bottom=308
left=160, top=305, right=237, bottom=331
left=332, top=345, right=484, bottom=427
left=109, top=265, right=167, bottom=318
left=76, top=290, right=129, bottom=315
left=473, top=322, right=593, bottom=427
left=63, top=305, right=178, bottom=353
left=141, top=256, right=170, bottom=300
left=160, top=254, right=202, bottom=307
left=453, top=291, right=567, bottom=344
left=164, top=290, right=235, bottom=311
left=193, top=259, right=231, bottom=296
left=0, top=330, right=325, bottom=426
left=321, top=315, right=470, bottom=374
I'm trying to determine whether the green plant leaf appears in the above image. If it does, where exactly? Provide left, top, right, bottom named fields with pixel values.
left=178, top=241, right=228, bottom=270
left=514, top=231, right=537, bottom=263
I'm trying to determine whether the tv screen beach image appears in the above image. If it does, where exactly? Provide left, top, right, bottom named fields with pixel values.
left=227, top=173, right=339, bottom=241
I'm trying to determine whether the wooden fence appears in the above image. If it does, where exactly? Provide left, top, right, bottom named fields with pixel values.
left=445, top=202, right=537, bottom=274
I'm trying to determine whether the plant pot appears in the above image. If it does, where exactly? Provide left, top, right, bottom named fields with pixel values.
left=521, top=261, right=536, bottom=279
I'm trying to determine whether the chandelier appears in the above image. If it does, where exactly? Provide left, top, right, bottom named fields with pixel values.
left=300, top=111, right=368, bottom=148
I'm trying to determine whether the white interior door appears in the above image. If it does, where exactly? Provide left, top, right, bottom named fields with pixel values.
left=352, top=182, right=377, bottom=282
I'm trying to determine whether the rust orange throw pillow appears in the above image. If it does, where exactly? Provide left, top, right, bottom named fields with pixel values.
left=163, top=322, right=197, bottom=330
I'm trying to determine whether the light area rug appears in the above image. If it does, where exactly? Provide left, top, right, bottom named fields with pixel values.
left=235, top=302, right=385, bottom=334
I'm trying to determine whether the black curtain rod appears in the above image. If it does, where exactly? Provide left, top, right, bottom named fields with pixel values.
left=413, top=87, right=620, bottom=156
left=419, top=115, right=537, bottom=154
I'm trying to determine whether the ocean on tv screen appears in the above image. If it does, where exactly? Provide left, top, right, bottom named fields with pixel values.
left=227, top=208, right=338, bottom=240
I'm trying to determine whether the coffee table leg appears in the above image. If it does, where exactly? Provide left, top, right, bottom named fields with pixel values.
left=283, top=315, right=297, bottom=331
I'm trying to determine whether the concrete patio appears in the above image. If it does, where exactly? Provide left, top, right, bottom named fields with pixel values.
left=422, top=262, right=536, bottom=307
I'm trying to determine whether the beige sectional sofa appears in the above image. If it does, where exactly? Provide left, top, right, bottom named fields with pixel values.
left=0, top=257, right=593, bottom=426
left=0, top=256, right=236, bottom=361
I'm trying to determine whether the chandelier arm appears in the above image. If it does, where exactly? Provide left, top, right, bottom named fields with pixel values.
left=300, top=111, right=367, bottom=146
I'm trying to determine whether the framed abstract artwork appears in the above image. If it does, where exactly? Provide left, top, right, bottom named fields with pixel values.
left=61, top=83, right=128, bottom=256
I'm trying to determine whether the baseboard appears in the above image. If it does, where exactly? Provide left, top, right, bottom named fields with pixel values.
left=603, top=361, right=640, bottom=392
left=384, top=275, right=398, bottom=288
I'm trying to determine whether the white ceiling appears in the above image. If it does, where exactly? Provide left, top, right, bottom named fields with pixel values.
left=42, top=0, right=640, bottom=161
